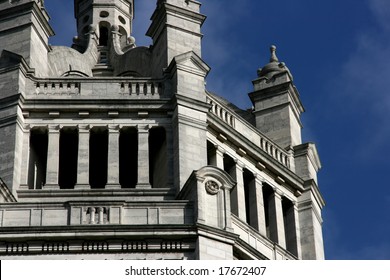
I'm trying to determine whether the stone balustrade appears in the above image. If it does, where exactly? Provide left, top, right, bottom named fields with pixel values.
left=35, top=81, right=81, bottom=95
left=120, top=81, right=163, bottom=96
left=206, top=95, right=290, bottom=168
left=207, top=97, right=235, bottom=127
left=30, top=78, right=164, bottom=98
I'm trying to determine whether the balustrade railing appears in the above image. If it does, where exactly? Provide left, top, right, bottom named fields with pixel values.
left=206, top=97, right=235, bottom=127
left=31, top=79, right=164, bottom=97
left=206, top=95, right=290, bottom=168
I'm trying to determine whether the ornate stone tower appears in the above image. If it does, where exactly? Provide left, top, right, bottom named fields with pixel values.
left=73, top=0, right=134, bottom=51
left=0, top=0, right=325, bottom=260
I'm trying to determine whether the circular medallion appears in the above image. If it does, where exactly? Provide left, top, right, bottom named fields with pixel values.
left=205, top=180, right=220, bottom=195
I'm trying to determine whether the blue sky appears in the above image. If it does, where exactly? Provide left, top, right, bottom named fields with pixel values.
left=46, top=0, right=390, bottom=260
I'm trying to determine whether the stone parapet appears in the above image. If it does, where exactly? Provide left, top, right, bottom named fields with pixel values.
left=26, top=78, right=165, bottom=98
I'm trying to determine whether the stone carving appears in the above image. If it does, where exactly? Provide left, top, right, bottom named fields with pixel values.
left=205, top=180, right=220, bottom=195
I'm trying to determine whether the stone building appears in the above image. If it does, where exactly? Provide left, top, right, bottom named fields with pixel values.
left=0, top=0, right=325, bottom=260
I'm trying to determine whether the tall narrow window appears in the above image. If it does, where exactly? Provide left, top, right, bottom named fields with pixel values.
left=207, top=140, right=217, bottom=166
left=283, top=197, right=298, bottom=256
left=149, top=127, right=167, bottom=188
left=89, top=127, right=108, bottom=189
left=119, top=127, right=138, bottom=188
left=262, top=183, right=274, bottom=241
left=58, top=128, right=78, bottom=189
left=99, top=26, right=109, bottom=46
left=28, top=128, right=48, bottom=189
left=243, top=168, right=255, bottom=227
left=223, top=154, right=238, bottom=216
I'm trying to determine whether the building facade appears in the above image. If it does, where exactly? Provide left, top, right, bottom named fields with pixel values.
left=0, top=0, right=325, bottom=260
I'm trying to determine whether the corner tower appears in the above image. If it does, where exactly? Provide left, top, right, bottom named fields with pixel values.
left=250, top=45, right=304, bottom=149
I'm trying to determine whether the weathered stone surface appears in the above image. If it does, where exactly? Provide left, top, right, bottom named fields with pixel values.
left=0, top=0, right=324, bottom=260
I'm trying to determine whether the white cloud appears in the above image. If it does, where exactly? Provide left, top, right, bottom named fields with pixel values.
left=369, top=0, right=390, bottom=31
left=337, top=0, right=390, bottom=160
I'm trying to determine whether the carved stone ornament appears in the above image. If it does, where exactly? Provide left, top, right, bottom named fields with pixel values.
left=205, top=180, right=220, bottom=195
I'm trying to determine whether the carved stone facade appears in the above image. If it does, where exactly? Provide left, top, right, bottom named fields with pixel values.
left=0, top=0, right=325, bottom=260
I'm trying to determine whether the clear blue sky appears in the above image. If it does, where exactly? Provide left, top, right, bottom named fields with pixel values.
left=46, top=0, right=390, bottom=260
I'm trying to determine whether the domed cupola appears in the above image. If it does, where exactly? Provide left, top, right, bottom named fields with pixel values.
left=257, top=45, right=292, bottom=80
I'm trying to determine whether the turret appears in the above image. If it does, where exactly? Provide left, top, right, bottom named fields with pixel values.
left=250, top=45, right=304, bottom=149
left=146, top=0, right=206, bottom=77
left=74, top=0, right=134, bottom=50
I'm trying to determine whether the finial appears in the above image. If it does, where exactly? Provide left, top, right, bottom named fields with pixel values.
left=270, top=45, right=279, bottom=63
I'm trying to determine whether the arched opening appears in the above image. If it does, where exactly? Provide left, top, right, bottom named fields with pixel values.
left=99, top=26, right=109, bottom=46
left=89, top=127, right=108, bottom=189
left=119, top=127, right=138, bottom=188
left=28, top=128, right=48, bottom=189
left=118, top=26, right=128, bottom=49
left=149, top=127, right=167, bottom=188
left=58, top=127, right=78, bottom=189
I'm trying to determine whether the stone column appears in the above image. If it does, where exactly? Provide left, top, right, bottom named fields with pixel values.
left=106, top=125, right=120, bottom=189
left=76, top=125, right=90, bottom=189
left=19, top=126, right=30, bottom=190
left=44, top=125, right=60, bottom=189
left=136, top=125, right=151, bottom=189
left=215, top=146, right=225, bottom=169
left=230, top=161, right=246, bottom=222
left=268, top=189, right=287, bottom=248
left=249, top=176, right=267, bottom=236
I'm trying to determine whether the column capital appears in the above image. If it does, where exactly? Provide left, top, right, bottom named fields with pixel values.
left=235, top=160, right=245, bottom=170
left=77, top=124, right=90, bottom=131
left=137, top=124, right=150, bottom=132
left=274, top=188, right=284, bottom=198
left=215, top=144, right=226, bottom=154
left=108, top=124, right=120, bottom=132
left=22, top=124, right=31, bottom=131
left=254, top=174, right=264, bottom=185
left=47, top=124, right=60, bottom=132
